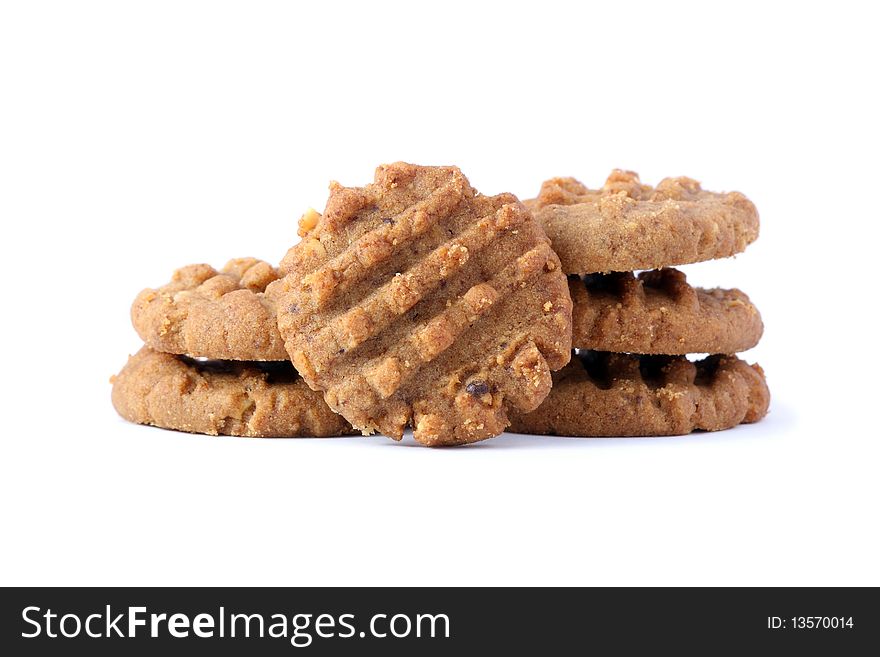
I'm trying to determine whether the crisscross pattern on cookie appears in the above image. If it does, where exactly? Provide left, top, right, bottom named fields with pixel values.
left=275, top=163, right=572, bottom=446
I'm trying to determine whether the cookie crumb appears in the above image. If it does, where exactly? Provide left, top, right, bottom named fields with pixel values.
left=297, top=208, right=321, bottom=237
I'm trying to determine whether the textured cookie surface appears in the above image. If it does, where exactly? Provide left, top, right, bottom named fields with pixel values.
left=508, top=351, right=769, bottom=437
left=111, top=347, right=355, bottom=437
left=132, top=258, right=287, bottom=361
left=276, top=162, right=573, bottom=446
left=570, top=269, right=763, bottom=355
left=529, top=170, right=759, bottom=274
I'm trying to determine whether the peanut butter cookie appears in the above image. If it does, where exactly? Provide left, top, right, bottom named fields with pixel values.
left=508, top=351, right=769, bottom=437
left=131, top=258, right=287, bottom=361
left=111, top=347, right=355, bottom=437
left=275, top=162, right=572, bottom=446
left=570, top=269, right=763, bottom=355
left=529, top=170, right=759, bottom=274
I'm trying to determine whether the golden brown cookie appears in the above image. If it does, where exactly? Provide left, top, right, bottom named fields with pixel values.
left=111, top=347, right=356, bottom=437
left=275, top=162, right=573, bottom=446
left=131, top=258, right=287, bottom=361
left=508, top=351, right=769, bottom=437
left=570, top=269, right=763, bottom=355
left=529, top=170, right=759, bottom=274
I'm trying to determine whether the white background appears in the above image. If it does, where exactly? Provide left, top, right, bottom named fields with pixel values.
left=1, top=1, right=878, bottom=586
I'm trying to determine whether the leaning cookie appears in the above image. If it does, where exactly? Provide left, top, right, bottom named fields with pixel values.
left=111, top=347, right=356, bottom=437
left=570, top=269, right=763, bottom=355
left=131, top=258, right=287, bottom=361
left=528, top=170, right=759, bottom=274
left=275, top=162, right=572, bottom=446
left=507, top=351, right=769, bottom=437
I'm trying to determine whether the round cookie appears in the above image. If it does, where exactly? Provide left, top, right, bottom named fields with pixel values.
left=570, top=269, right=763, bottom=355
left=111, top=347, right=356, bottom=438
left=528, top=170, right=759, bottom=274
left=275, top=162, right=573, bottom=446
left=508, top=351, right=769, bottom=437
left=131, top=258, right=287, bottom=361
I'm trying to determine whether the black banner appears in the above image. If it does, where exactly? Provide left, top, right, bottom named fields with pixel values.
left=1, top=587, right=876, bottom=654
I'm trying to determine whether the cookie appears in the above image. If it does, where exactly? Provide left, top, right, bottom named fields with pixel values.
left=131, top=258, right=287, bottom=361
left=528, top=170, right=759, bottom=274
left=275, top=162, right=573, bottom=446
left=508, top=351, right=769, bottom=437
left=111, top=347, right=356, bottom=437
left=570, top=269, right=763, bottom=355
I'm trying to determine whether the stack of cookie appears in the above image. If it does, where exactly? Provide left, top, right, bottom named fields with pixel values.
left=111, top=163, right=768, bottom=446
left=509, top=171, right=770, bottom=436
left=111, top=259, right=356, bottom=438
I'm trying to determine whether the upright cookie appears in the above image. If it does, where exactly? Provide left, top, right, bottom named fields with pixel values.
left=132, top=258, right=287, bottom=361
left=275, top=162, right=573, bottom=446
left=111, top=347, right=355, bottom=437
left=529, top=170, right=759, bottom=274
left=508, top=351, right=769, bottom=437
left=570, top=269, right=763, bottom=355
